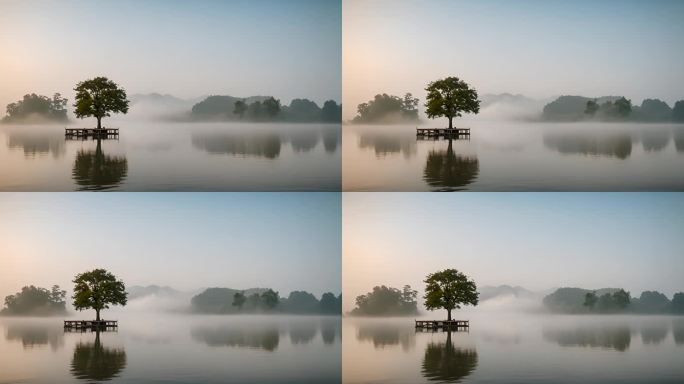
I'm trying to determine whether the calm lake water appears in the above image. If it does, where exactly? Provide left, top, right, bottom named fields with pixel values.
left=0, top=314, right=341, bottom=384
left=0, top=122, right=340, bottom=191
left=344, top=313, right=684, bottom=384
left=343, top=123, right=684, bottom=191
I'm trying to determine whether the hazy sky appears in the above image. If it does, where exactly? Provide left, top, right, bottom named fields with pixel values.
left=343, top=193, right=684, bottom=312
left=0, top=0, right=341, bottom=110
left=343, top=0, right=684, bottom=120
left=0, top=193, right=341, bottom=300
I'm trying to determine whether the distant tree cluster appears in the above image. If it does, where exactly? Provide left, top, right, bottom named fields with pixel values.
left=191, top=95, right=341, bottom=123
left=350, top=285, right=419, bottom=316
left=352, top=93, right=420, bottom=124
left=191, top=287, right=341, bottom=315
left=1, top=285, right=67, bottom=316
left=2, top=93, right=68, bottom=123
left=543, top=95, right=684, bottom=122
left=544, top=287, right=684, bottom=314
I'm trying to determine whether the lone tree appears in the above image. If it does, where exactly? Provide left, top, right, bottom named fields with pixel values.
left=72, top=269, right=127, bottom=321
left=425, top=77, right=480, bottom=129
left=424, top=269, right=478, bottom=321
left=74, top=77, right=129, bottom=129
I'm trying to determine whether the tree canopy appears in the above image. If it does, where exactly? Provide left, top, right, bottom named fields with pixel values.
left=190, top=287, right=341, bottom=315
left=425, top=77, right=480, bottom=129
left=1, top=285, right=67, bottom=316
left=72, top=269, right=127, bottom=321
left=350, top=285, right=419, bottom=316
left=545, top=287, right=682, bottom=314
left=3, top=93, right=69, bottom=123
left=424, top=269, right=478, bottom=321
left=352, top=93, right=420, bottom=124
left=73, top=77, right=129, bottom=129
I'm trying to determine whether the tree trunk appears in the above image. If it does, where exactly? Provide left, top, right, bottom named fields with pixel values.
left=448, top=116, right=453, bottom=130
left=447, top=308, right=452, bottom=321
left=96, top=309, right=101, bottom=322
left=97, top=117, right=102, bottom=130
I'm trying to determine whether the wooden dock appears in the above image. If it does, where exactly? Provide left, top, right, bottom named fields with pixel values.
left=415, top=320, right=470, bottom=331
left=64, top=320, right=118, bottom=331
left=416, top=128, right=470, bottom=137
left=65, top=128, right=119, bottom=139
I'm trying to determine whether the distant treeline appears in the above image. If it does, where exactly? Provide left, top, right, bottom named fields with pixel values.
left=2, top=93, right=69, bottom=123
left=543, top=287, right=684, bottom=314
left=190, top=287, right=342, bottom=315
left=351, top=93, right=420, bottom=124
left=543, top=95, right=684, bottom=122
left=349, top=285, right=419, bottom=316
left=190, top=95, right=342, bottom=123
left=1, top=285, right=67, bottom=316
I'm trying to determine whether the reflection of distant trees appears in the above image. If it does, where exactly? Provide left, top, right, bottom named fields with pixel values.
left=72, top=140, right=128, bottom=191
left=543, top=325, right=631, bottom=351
left=641, top=323, right=669, bottom=345
left=191, top=133, right=282, bottom=159
left=421, top=331, right=478, bottom=383
left=6, top=130, right=65, bottom=158
left=320, top=318, right=341, bottom=345
left=289, top=322, right=317, bottom=345
left=641, top=128, right=671, bottom=152
left=191, top=326, right=280, bottom=351
left=673, top=319, right=684, bottom=345
left=674, top=127, right=684, bottom=153
left=289, top=131, right=319, bottom=153
left=358, top=131, right=417, bottom=157
left=322, top=125, right=340, bottom=153
left=423, top=139, right=479, bottom=191
left=356, top=324, right=415, bottom=351
left=4, top=322, right=64, bottom=351
left=543, top=132, right=633, bottom=159
left=70, top=331, right=126, bottom=382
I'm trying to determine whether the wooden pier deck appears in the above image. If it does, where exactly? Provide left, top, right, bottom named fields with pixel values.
left=416, top=128, right=470, bottom=137
left=65, top=128, right=119, bottom=139
left=64, top=320, right=118, bottom=331
left=415, top=320, right=470, bottom=330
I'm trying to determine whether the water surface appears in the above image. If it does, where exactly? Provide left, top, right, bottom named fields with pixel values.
left=344, top=313, right=684, bottom=384
left=0, top=122, right=340, bottom=191
left=0, top=314, right=341, bottom=384
left=343, top=123, right=684, bottom=191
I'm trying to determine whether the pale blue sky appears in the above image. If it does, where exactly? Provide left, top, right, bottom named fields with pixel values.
left=344, top=0, right=684, bottom=119
left=0, top=193, right=341, bottom=299
left=0, top=0, right=341, bottom=109
left=344, top=193, right=684, bottom=311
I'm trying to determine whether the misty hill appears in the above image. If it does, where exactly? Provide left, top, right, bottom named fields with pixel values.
left=543, top=287, right=684, bottom=314
left=127, top=93, right=205, bottom=119
left=542, top=95, right=684, bottom=122
left=191, top=287, right=341, bottom=315
left=190, top=95, right=342, bottom=123
left=478, top=285, right=535, bottom=301
left=127, top=285, right=181, bottom=300
left=478, top=93, right=547, bottom=120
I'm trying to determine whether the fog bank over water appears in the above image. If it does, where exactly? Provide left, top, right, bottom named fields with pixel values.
left=343, top=193, right=684, bottom=313
left=0, top=193, right=341, bottom=301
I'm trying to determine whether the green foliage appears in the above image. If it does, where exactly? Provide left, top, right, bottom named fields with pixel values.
left=233, top=100, right=248, bottom=119
left=584, top=100, right=599, bottom=116
left=191, top=287, right=340, bottom=314
left=191, top=95, right=340, bottom=122
left=425, top=77, right=480, bottom=129
left=636, top=99, right=671, bottom=121
left=350, top=285, right=419, bottom=316
left=73, top=77, right=129, bottom=129
left=424, top=269, right=478, bottom=321
left=633, top=291, right=671, bottom=313
left=232, top=291, right=246, bottom=309
left=72, top=269, right=127, bottom=321
left=672, top=100, right=684, bottom=122
left=3, top=93, right=68, bottom=123
left=672, top=292, right=684, bottom=314
left=583, top=292, right=598, bottom=309
left=1, top=285, right=67, bottom=316
left=352, top=93, right=420, bottom=124
left=321, top=100, right=343, bottom=122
